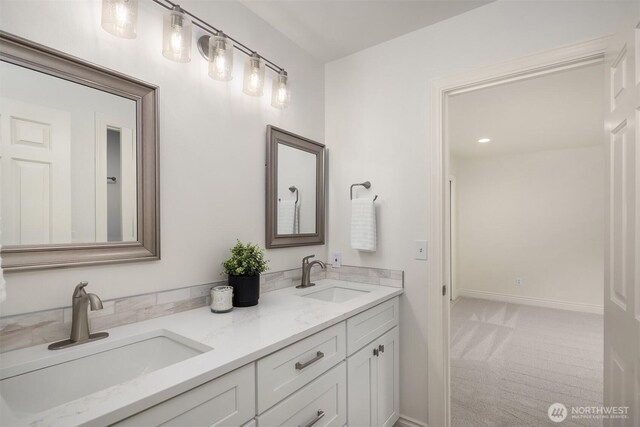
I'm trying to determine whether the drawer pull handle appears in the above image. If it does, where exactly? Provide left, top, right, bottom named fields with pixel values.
left=373, top=348, right=379, bottom=357
left=379, top=344, right=385, bottom=353
left=295, top=351, right=324, bottom=370
left=300, top=410, right=325, bottom=427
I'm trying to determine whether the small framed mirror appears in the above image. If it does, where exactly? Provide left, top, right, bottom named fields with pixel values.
left=0, top=32, right=159, bottom=271
left=266, top=126, right=325, bottom=248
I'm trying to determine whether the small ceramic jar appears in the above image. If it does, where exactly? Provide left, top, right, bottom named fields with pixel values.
left=210, top=285, right=233, bottom=313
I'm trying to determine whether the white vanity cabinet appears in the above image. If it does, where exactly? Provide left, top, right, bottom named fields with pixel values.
left=116, top=296, right=400, bottom=427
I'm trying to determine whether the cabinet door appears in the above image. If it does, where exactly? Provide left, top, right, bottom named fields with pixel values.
left=347, top=342, right=377, bottom=427
left=376, top=327, right=399, bottom=427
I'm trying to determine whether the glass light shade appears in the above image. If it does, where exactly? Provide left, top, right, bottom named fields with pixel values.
left=243, top=54, right=265, bottom=97
left=208, top=34, right=234, bottom=81
left=271, top=71, right=290, bottom=109
left=101, top=0, right=138, bottom=39
left=162, top=6, right=192, bottom=63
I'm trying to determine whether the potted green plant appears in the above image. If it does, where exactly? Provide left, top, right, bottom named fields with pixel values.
left=222, top=240, right=269, bottom=307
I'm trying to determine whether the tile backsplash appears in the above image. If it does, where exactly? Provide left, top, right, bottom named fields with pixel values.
left=0, top=264, right=402, bottom=353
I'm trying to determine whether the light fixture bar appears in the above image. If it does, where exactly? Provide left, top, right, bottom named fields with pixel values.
left=151, top=0, right=283, bottom=73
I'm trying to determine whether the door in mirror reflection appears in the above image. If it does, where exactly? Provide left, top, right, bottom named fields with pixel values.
left=277, top=143, right=317, bottom=235
left=0, top=61, right=137, bottom=245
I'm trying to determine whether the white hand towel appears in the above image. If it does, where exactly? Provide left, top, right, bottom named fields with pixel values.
left=351, top=198, right=377, bottom=252
left=278, top=199, right=296, bottom=235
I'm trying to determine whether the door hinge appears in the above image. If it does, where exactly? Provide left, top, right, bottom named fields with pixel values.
left=442, top=285, right=447, bottom=296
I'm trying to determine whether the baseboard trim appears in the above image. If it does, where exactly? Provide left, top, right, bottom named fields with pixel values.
left=394, top=414, right=429, bottom=427
left=457, top=289, right=603, bottom=314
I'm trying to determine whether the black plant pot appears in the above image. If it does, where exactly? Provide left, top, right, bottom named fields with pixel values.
left=228, top=275, right=260, bottom=307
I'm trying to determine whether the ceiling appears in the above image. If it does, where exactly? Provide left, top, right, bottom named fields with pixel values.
left=240, top=0, right=493, bottom=62
left=449, top=62, right=605, bottom=158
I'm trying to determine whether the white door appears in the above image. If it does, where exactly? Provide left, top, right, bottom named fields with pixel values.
left=0, top=98, right=71, bottom=245
left=377, top=327, right=400, bottom=427
left=603, top=21, right=640, bottom=427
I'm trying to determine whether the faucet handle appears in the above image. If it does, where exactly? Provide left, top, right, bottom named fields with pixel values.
left=302, top=255, right=315, bottom=263
left=73, top=281, right=89, bottom=297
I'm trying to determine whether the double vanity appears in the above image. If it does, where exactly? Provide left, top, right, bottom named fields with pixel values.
left=0, top=280, right=402, bottom=426
left=0, top=31, right=400, bottom=427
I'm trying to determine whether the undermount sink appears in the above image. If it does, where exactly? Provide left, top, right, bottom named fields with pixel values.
left=302, top=286, right=370, bottom=303
left=0, top=330, right=210, bottom=415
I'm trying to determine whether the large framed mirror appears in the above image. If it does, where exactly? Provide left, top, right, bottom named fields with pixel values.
left=0, top=32, right=159, bottom=271
left=266, top=126, right=325, bottom=248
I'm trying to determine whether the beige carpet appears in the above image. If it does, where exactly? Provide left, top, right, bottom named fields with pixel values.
left=451, top=297, right=603, bottom=427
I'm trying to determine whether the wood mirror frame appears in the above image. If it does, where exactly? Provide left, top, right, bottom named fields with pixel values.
left=266, top=126, right=325, bottom=248
left=0, top=32, right=160, bottom=271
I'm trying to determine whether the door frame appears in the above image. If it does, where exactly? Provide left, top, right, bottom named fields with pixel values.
left=95, top=113, right=137, bottom=243
left=426, top=35, right=611, bottom=427
left=449, top=175, right=457, bottom=302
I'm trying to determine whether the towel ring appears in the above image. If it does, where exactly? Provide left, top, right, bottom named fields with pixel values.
left=350, top=181, right=378, bottom=201
left=279, top=186, right=299, bottom=204
left=289, top=186, right=298, bottom=204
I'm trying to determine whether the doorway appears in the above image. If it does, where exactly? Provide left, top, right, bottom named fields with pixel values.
left=425, top=35, right=614, bottom=427
left=428, top=25, right=640, bottom=427
left=447, top=61, right=606, bottom=426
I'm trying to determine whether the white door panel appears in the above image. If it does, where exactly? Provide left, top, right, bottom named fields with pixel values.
left=0, top=98, right=71, bottom=245
left=604, top=22, right=640, bottom=427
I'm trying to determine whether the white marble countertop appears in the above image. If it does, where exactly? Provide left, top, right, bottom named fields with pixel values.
left=0, top=279, right=402, bottom=426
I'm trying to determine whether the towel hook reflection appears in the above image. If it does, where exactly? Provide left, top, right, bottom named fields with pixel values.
left=350, top=181, right=378, bottom=201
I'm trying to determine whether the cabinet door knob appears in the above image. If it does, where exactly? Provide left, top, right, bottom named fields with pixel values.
left=300, top=410, right=325, bottom=427
left=373, top=348, right=379, bottom=357
left=379, top=344, right=385, bottom=353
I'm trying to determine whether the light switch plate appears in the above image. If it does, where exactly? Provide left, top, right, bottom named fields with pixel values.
left=415, top=240, right=427, bottom=260
left=331, top=251, right=342, bottom=268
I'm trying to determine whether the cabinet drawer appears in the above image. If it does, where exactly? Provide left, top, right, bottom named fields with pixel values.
left=116, top=363, right=255, bottom=427
left=346, top=297, right=398, bottom=355
left=257, top=322, right=346, bottom=413
left=257, top=362, right=346, bottom=427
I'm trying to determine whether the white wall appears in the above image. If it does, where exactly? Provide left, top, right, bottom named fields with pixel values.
left=325, top=1, right=634, bottom=423
left=0, top=0, right=325, bottom=316
left=454, top=146, right=604, bottom=309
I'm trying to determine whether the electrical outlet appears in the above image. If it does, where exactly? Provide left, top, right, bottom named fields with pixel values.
left=415, top=240, right=428, bottom=260
left=331, top=251, right=342, bottom=268
left=516, top=278, right=523, bottom=286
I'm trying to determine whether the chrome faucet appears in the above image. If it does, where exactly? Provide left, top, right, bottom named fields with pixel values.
left=297, top=255, right=326, bottom=289
left=48, top=282, right=109, bottom=350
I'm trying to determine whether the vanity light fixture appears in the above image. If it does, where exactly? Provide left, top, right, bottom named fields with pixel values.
left=243, top=53, right=265, bottom=97
left=101, top=0, right=138, bottom=39
left=271, top=70, right=290, bottom=109
left=207, top=32, right=234, bottom=81
left=162, top=5, right=192, bottom=63
left=102, top=0, right=291, bottom=107
left=478, top=138, right=491, bottom=144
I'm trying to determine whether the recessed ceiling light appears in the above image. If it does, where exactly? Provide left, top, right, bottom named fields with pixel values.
left=478, top=138, right=491, bottom=144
